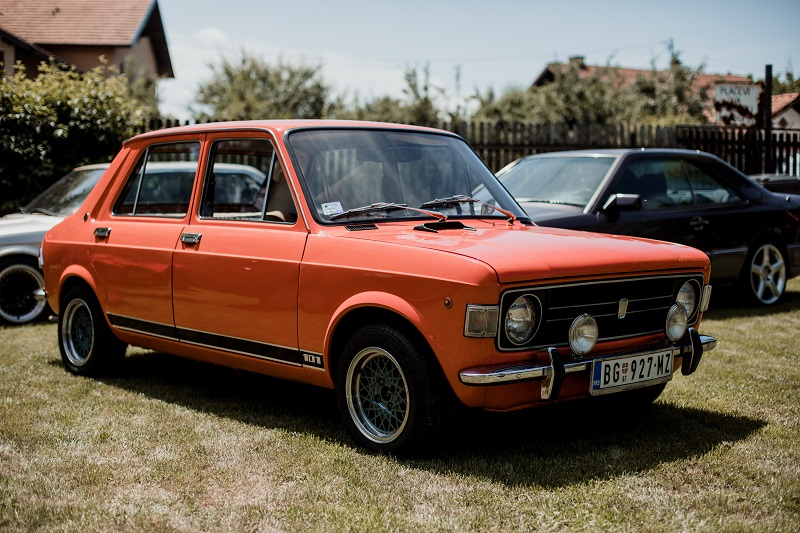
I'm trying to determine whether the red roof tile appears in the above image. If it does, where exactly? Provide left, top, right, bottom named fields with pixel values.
left=772, top=93, right=800, bottom=116
left=0, top=0, right=155, bottom=46
left=535, top=59, right=751, bottom=94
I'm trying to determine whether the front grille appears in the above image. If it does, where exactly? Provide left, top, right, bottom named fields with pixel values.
left=498, top=274, right=704, bottom=352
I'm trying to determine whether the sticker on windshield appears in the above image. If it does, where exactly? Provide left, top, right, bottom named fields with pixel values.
left=322, top=201, right=344, bottom=216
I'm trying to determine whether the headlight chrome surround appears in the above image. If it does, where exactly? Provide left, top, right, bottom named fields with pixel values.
left=569, top=313, right=598, bottom=356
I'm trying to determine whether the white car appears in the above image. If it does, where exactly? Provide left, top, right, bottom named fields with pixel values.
left=0, top=164, right=109, bottom=324
left=0, top=161, right=266, bottom=324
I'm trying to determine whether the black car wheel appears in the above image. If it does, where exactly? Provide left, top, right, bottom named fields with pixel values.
left=744, top=242, right=786, bottom=305
left=337, top=323, right=441, bottom=454
left=0, top=257, right=48, bottom=324
left=58, top=285, right=126, bottom=375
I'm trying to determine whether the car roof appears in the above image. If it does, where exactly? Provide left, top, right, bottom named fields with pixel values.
left=523, top=148, right=706, bottom=159
left=125, top=120, right=451, bottom=145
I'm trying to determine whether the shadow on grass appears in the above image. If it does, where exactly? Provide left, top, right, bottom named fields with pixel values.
left=704, top=285, right=800, bottom=319
left=65, top=348, right=766, bottom=489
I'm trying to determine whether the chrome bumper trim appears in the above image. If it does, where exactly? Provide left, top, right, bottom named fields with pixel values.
left=458, top=330, right=716, bottom=386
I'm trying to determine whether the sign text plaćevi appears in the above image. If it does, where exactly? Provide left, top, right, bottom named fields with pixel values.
left=714, top=83, right=764, bottom=127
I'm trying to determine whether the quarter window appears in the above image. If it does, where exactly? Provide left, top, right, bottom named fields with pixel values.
left=113, top=142, right=201, bottom=217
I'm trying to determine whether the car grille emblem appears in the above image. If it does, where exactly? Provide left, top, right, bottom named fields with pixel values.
left=617, top=298, right=629, bottom=319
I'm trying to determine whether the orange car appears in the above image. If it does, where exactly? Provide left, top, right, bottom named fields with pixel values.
left=40, top=121, right=716, bottom=454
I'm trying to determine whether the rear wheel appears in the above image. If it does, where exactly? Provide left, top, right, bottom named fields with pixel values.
left=743, top=242, right=786, bottom=305
left=58, top=285, right=126, bottom=375
left=337, top=323, right=441, bottom=454
left=0, top=257, right=47, bottom=324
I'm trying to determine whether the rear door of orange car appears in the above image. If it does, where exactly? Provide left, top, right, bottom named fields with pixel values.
left=89, top=137, right=204, bottom=337
left=171, top=132, right=309, bottom=367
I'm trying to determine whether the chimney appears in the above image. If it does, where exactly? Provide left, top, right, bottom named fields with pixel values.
left=568, top=56, right=585, bottom=68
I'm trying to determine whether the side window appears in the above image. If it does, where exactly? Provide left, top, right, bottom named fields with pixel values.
left=614, top=159, right=690, bottom=211
left=200, top=138, right=297, bottom=223
left=681, top=160, right=742, bottom=205
left=113, top=142, right=200, bottom=216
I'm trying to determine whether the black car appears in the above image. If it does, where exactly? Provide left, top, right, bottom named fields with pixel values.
left=494, top=149, right=800, bottom=305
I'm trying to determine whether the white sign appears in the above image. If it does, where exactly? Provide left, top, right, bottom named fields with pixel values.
left=714, top=83, right=762, bottom=126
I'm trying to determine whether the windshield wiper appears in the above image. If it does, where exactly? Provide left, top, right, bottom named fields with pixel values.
left=18, top=206, right=30, bottom=214
left=517, top=198, right=582, bottom=207
left=329, top=202, right=447, bottom=221
left=32, top=207, right=59, bottom=216
left=419, top=195, right=517, bottom=223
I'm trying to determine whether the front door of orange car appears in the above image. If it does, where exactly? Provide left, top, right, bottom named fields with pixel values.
left=171, top=137, right=307, bottom=367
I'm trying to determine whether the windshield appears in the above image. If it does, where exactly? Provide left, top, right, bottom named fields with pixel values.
left=496, top=156, right=615, bottom=207
left=25, top=167, right=107, bottom=216
left=286, top=129, right=525, bottom=223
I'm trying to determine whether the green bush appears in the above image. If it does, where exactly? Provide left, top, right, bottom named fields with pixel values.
left=0, top=61, right=147, bottom=214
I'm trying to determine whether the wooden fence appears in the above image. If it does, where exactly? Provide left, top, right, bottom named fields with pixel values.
left=140, top=119, right=800, bottom=176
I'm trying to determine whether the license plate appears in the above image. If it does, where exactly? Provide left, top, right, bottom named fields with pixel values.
left=591, top=350, right=673, bottom=396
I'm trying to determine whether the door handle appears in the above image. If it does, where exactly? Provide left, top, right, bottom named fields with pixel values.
left=689, top=217, right=709, bottom=231
left=180, top=233, right=202, bottom=245
left=93, top=227, right=111, bottom=238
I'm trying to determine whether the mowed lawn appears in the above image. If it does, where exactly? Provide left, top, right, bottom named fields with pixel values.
left=1, top=280, right=799, bottom=532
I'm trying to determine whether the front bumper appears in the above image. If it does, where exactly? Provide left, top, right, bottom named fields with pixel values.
left=459, top=328, right=716, bottom=400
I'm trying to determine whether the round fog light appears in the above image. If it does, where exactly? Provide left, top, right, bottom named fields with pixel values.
left=666, top=304, right=688, bottom=342
left=569, top=314, right=598, bottom=355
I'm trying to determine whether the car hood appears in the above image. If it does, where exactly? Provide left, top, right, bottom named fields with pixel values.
left=334, top=222, right=709, bottom=284
left=0, top=213, right=63, bottom=245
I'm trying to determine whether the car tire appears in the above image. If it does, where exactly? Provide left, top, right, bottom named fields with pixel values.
left=0, top=257, right=48, bottom=324
left=336, top=323, right=441, bottom=455
left=742, top=241, right=787, bottom=305
left=58, top=285, right=126, bottom=376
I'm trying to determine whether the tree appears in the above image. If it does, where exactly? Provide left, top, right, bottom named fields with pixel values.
left=772, top=71, right=800, bottom=94
left=0, top=61, right=148, bottom=214
left=471, top=61, right=627, bottom=126
left=192, top=53, right=334, bottom=120
left=471, top=53, right=712, bottom=126
left=628, top=54, right=710, bottom=125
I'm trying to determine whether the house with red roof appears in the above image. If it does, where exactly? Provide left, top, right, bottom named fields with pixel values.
left=532, top=56, right=752, bottom=123
left=772, top=93, right=800, bottom=129
left=0, top=0, right=172, bottom=80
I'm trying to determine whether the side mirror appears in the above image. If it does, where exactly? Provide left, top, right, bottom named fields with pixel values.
left=601, top=193, right=641, bottom=221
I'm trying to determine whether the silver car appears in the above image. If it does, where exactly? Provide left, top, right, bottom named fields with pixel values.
left=0, top=163, right=110, bottom=324
left=1, top=160, right=268, bottom=324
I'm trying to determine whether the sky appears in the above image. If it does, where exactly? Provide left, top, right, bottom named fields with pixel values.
left=155, top=0, right=800, bottom=121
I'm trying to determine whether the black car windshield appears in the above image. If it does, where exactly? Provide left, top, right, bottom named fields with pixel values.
left=25, top=167, right=107, bottom=216
left=286, top=129, right=525, bottom=223
left=497, top=156, right=616, bottom=207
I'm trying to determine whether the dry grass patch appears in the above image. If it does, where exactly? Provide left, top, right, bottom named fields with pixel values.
left=1, top=280, right=799, bottom=531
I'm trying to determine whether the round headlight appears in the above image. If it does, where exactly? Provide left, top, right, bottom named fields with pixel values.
left=569, top=314, right=598, bottom=355
left=505, top=296, right=536, bottom=345
left=676, top=281, right=698, bottom=318
left=665, top=304, right=688, bottom=342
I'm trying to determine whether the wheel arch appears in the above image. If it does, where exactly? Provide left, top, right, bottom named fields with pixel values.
left=325, top=294, right=447, bottom=390
left=52, top=267, right=100, bottom=315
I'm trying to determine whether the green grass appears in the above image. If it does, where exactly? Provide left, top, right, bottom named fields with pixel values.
left=1, top=280, right=799, bottom=532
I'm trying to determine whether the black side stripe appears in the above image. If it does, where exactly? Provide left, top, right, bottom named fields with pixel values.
left=107, top=313, right=322, bottom=369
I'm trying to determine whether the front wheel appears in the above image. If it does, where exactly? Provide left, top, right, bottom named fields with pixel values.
left=58, top=285, right=126, bottom=375
left=337, top=324, right=441, bottom=454
left=743, top=242, right=786, bottom=305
